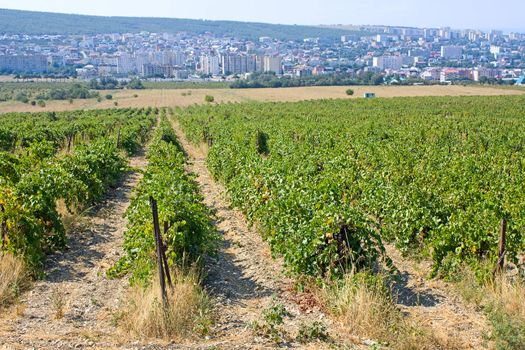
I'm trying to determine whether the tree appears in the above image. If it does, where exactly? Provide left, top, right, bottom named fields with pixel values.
left=346, top=89, right=354, bottom=96
left=479, top=76, right=490, bottom=85
left=127, top=78, right=144, bottom=90
left=371, top=74, right=384, bottom=86
left=205, top=95, right=215, bottom=103
left=99, top=77, right=119, bottom=89
left=89, top=78, right=99, bottom=89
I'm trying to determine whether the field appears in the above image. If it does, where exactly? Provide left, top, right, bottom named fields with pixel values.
left=0, top=84, right=523, bottom=113
left=177, top=95, right=525, bottom=276
left=1, top=93, right=525, bottom=349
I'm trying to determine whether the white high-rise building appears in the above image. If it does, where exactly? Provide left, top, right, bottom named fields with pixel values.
left=221, top=54, right=257, bottom=75
left=440, top=46, right=463, bottom=59
left=117, top=53, right=136, bottom=74
left=263, top=56, right=282, bottom=74
left=135, top=53, right=150, bottom=72
left=439, top=27, right=451, bottom=40
left=200, top=55, right=220, bottom=76
left=373, top=55, right=403, bottom=70
left=156, top=51, right=185, bottom=66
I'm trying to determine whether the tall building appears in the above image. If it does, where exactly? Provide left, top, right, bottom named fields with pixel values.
left=372, top=55, right=403, bottom=70
left=221, top=54, right=241, bottom=75
left=117, top=53, right=136, bottom=74
left=221, top=54, right=257, bottom=75
left=263, top=56, right=282, bottom=74
left=440, top=46, right=463, bottom=59
left=199, top=55, right=220, bottom=75
left=423, top=28, right=438, bottom=39
left=439, top=27, right=451, bottom=40
left=166, top=51, right=186, bottom=66
left=255, top=55, right=265, bottom=72
left=0, top=54, right=48, bottom=72
left=141, top=64, right=174, bottom=77
left=135, top=53, right=150, bottom=72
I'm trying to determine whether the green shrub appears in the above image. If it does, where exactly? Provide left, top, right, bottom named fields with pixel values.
left=487, top=302, right=525, bottom=350
left=249, top=302, right=291, bottom=344
left=297, top=321, right=329, bottom=343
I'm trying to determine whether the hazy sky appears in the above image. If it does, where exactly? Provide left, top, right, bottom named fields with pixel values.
left=2, top=0, right=525, bottom=31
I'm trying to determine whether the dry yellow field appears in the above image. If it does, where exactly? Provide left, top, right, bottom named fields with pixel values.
left=0, top=85, right=524, bottom=113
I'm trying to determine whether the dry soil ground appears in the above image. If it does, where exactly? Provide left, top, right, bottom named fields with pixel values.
left=0, top=85, right=524, bottom=113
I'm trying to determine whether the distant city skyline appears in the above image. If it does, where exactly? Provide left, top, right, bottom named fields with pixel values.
left=1, top=0, right=525, bottom=33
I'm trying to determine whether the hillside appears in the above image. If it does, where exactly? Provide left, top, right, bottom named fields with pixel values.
left=0, top=8, right=369, bottom=41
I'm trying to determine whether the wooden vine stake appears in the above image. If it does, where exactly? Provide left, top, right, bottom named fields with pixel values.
left=0, top=204, right=7, bottom=248
left=150, top=196, right=168, bottom=310
left=162, top=221, right=173, bottom=288
left=67, top=132, right=74, bottom=153
left=116, top=128, right=121, bottom=149
left=494, top=218, right=507, bottom=277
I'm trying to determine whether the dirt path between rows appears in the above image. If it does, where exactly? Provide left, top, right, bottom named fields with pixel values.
left=0, top=152, right=148, bottom=350
left=172, top=123, right=338, bottom=349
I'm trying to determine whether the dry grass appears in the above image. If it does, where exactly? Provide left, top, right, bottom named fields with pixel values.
left=486, top=275, right=525, bottom=349
left=119, top=268, right=214, bottom=340
left=456, top=267, right=525, bottom=321
left=488, top=276, right=525, bottom=322
left=51, top=286, right=66, bottom=319
left=0, top=252, right=29, bottom=308
left=0, top=85, right=523, bottom=113
left=320, top=273, right=454, bottom=350
left=456, top=268, right=525, bottom=349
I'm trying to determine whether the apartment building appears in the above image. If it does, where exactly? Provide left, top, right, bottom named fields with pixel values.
left=440, top=46, right=463, bottom=59
left=472, top=67, right=499, bottom=81
left=199, top=55, right=220, bottom=75
left=0, top=54, right=48, bottom=72
left=373, top=55, right=403, bottom=70
left=263, top=55, right=282, bottom=74
left=117, top=53, right=136, bottom=74
left=141, top=64, right=174, bottom=77
left=221, top=53, right=256, bottom=75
